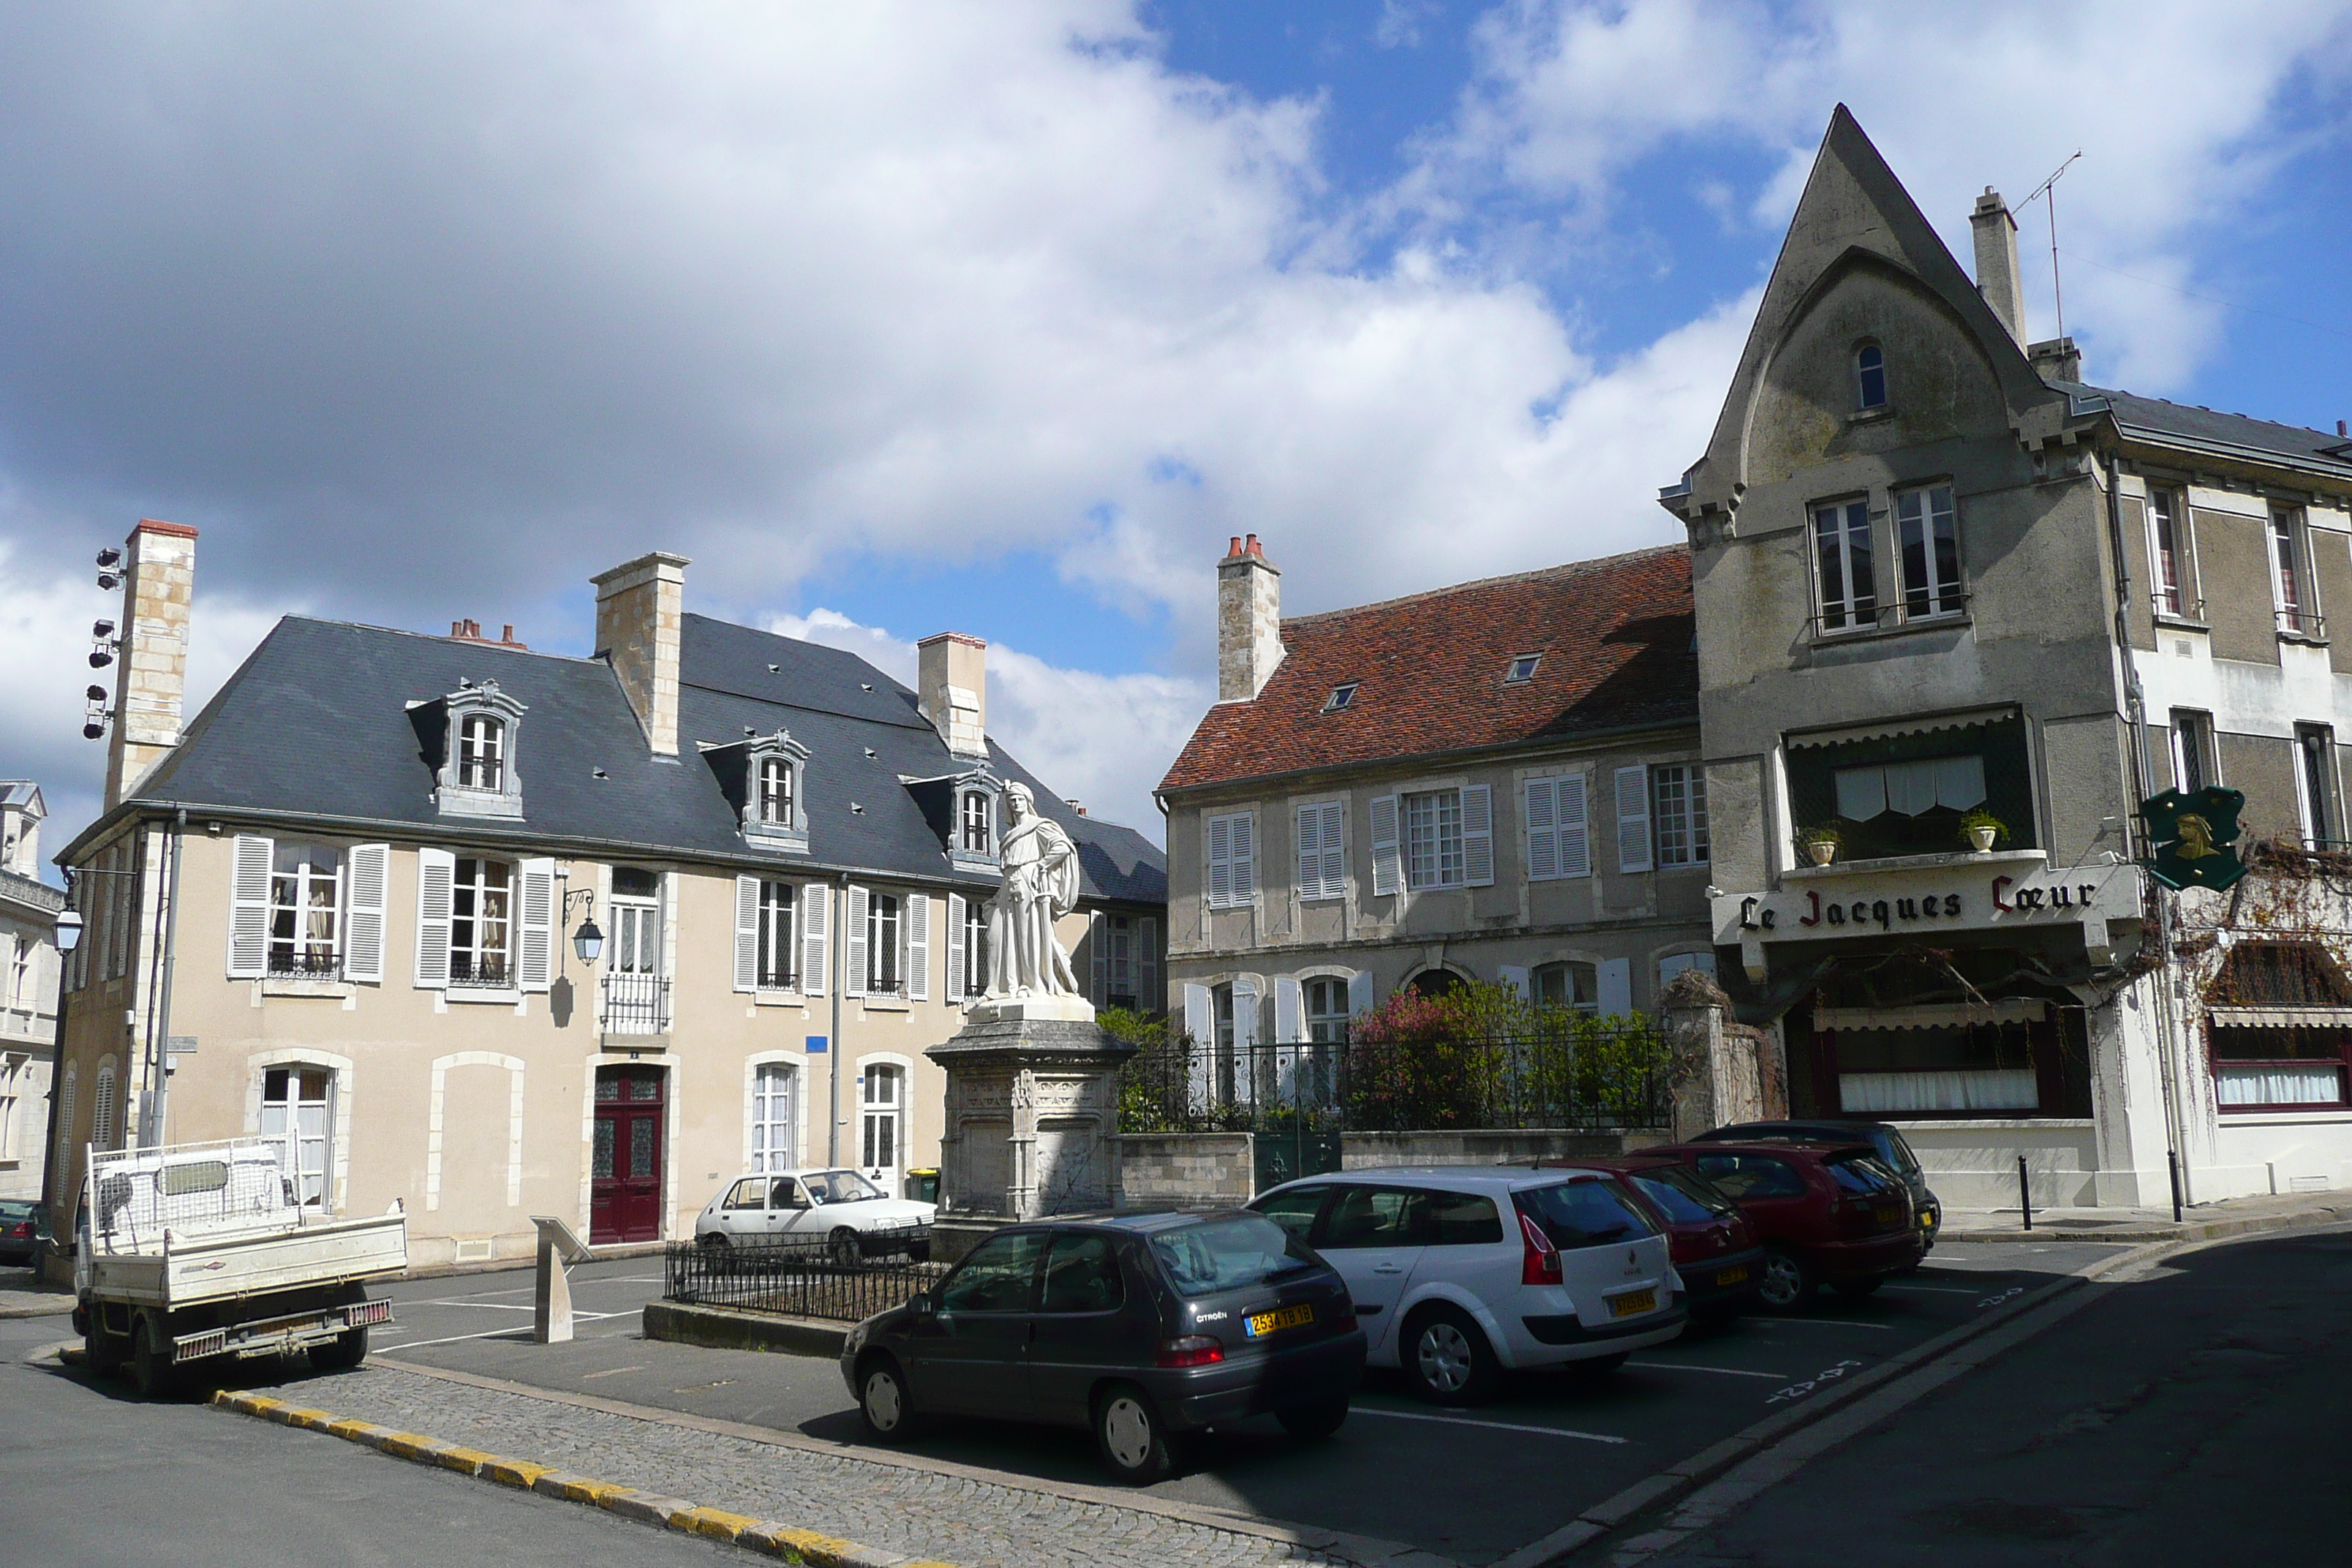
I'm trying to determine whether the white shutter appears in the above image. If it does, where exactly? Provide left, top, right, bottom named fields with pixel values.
left=1206, top=814, right=1232, bottom=908
left=413, top=848, right=454, bottom=989
left=1273, top=976, right=1304, bottom=1044
left=1558, top=772, right=1591, bottom=878
left=1230, top=813, right=1255, bottom=902
left=343, top=843, right=390, bottom=983
left=845, top=885, right=870, bottom=998
left=1232, top=979, right=1260, bottom=1103
left=1597, top=957, right=1632, bottom=1018
left=907, top=892, right=930, bottom=1002
left=1461, top=784, right=1494, bottom=887
left=734, top=875, right=760, bottom=992
left=1295, top=803, right=1345, bottom=900
left=1183, top=981, right=1212, bottom=1048
left=517, top=859, right=556, bottom=991
left=1497, top=964, right=1529, bottom=998
left=1089, top=909, right=1107, bottom=1003
left=1138, top=916, right=1158, bottom=1014
left=1349, top=968, right=1375, bottom=1015
left=1370, top=795, right=1402, bottom=896
left=947, top=893, right=967, bottom=1004
left=801, top=882, right=829, bottom=996
left=1526, top=779, right=1558, bottom=881
left=227, top=833, right=272, bottom=979
left=1615, top=765, right=1654, bottom=874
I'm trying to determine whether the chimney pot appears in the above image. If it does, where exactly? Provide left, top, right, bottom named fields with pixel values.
left=916, top=631, right=989, bottom=758
left=2340, top=420, right=2348, bottom=438
left=452, top=620, right=464, bottom=637
left=1215, top=534, right=1284, bottom=702
left=104, top=519, right=198, bottom=809
left=1227, top=535, right=1243, bottom=558
left=502, top=624, right=516, bottom=643
left=1970, top=187, right=2028, bottom=347
left=592, top=551, right=691, bottom=756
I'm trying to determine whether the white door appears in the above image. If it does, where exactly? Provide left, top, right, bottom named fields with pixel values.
left=750, top=1062, right=797, bottom=1173
left=1314, top=1184, right=1429, bottom=1362
left=859, top=1066, right=902, bottom=1196
left=259, top=1066, right=333, bottom=1207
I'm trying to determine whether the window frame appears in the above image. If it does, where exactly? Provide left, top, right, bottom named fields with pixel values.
left=1531, top=960, right=1599, bottom=1017
left=866, top=892, right=902, bottom=995
left=1651, top=764, right=1711, bottom=868
left=2147, top=486, right=2196, bottom=620
left=1811, top=498, right=1877, bottom=634
left=1303, top=975, right=1352, bottom=1044
left=1854, top=342, right=1888, bottom=411
left=2294, top=723, right=2340, bottom=848
left=449, top=856, right=515, bottom=986
left=2272, top=507, right=2320, bottom=638
left=1323, top=683, right=1359, bottom=713
left=2170, top=709, right=2219, bottom=795
left=266, top=843, right=345, bottom=978
left=750, top=1060, right=798, bottom=1173
left=1893, top=482, right=1963, bottom=621
left=456, top=712, right=505, bottom=792
left=1504, top=653, right=1542, bottom=685
left=755, top=879, right=797, bottom=990
left=958, top=788, right=994, bottom=856
left=756, top=754, right=797, bottom=830
left=1403, top=788, right=1465, bottom=891
left=1205, top=810, right=1256, bottom=909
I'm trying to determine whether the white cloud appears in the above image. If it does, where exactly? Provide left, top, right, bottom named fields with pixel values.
left=769, top=610, right=1205, bottom=842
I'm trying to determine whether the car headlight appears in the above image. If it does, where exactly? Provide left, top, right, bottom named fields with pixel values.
left=844, top=1323, right=867, bottom=1354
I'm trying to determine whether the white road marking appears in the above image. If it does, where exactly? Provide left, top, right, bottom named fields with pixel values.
left=1743, top=1317, right=1898, bottom=1331
left=1627, top=1361, right=1791, bottom=1379
left=1879, top=1283, right=1980, bottom=1294
left=376, top=1312, right=621, bottom=1352
left=1351, top=1406, right=1627, bottom=1444
left=578, top=1365, right=647, bottom=1379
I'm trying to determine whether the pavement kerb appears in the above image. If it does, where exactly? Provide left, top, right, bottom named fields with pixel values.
left=1936, top=1196, right=2352, bottom=1245
left=366, top=1353, right=1454, bottom=1568
left=206, top=1387, right=963, bottom=1567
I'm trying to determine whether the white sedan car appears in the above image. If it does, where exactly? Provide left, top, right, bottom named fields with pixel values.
left=696, top=1168, right=935, bottom=1266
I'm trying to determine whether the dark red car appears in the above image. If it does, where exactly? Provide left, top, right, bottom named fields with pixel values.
left=1635, top=1142, right=1922, bottom=1312
left=1554, top=1156, right=1763, bottom=1323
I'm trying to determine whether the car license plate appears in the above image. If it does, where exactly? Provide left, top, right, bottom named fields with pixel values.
left=1875, top=1206, right=1902, bottom=1226
left=1608, top=1289, right=1656, bottom=1319
left=1245, top=1303, right=1314, bottom=1338
left=1714, top=1265, right=1749, bottom=1287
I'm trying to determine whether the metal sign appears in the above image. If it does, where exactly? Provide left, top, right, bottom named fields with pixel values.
left=805, top=1034, right=829, bottom=1055
left=166, top=1035, right=198, bottom=1056
left=2140, top=786, right=2247, bottom=892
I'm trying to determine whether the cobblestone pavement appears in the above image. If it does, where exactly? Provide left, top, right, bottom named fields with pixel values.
left=263, top=1364, right=1360, bottom=1568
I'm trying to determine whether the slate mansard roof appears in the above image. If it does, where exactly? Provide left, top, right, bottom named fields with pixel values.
left=103, top=611, right=1164, bottom=905
left=2056, top=382, right=2352, bottom=481
left=1160, top=544, right=1698, bottom=795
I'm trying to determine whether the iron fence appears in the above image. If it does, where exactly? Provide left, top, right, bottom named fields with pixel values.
left=663, top=1232, right=945, bottom=1323
left=601, top=971, right=673, bottom=1035
left=1117, top=1021, right=1672, bottom=1139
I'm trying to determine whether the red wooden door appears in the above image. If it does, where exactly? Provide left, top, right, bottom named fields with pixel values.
left=592, top=1065, right=667, bottom=1243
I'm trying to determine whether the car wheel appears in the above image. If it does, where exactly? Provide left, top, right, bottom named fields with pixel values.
left=309, top=1327, right=369, bottom=1370
left=1402, top=1305, right=1499, bottom=1406
left=1094, top=1383, right=1180, bottom=1484
left=85, top=1323, right=123, bottom=1378
left=829, top=1229, right=863, bottom=1270
left=1756, top=1248, right=1817, bottom=1314
left=1275, top=1396, right=1349, bottom=1441
left=131, top=1316, right=176, bottom=1400
left=856, top=1355, right=917, bottom=1443
left=1833, top=1277, right=1884, bottom=1300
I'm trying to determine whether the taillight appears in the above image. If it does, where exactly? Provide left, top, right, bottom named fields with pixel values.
left=1519, top=1211, right=1563, bottom=1286
left=1155, top=1335, right=1225, bottom=1368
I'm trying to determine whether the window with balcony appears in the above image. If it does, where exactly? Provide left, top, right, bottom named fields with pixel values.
left=960, top=788, right=993, bottom=855
left=267, top=843, right=344, bottom=977
left=451, top=857, right=513, bottom=985
left=1812, top=500, right=1876, bottom=633
left=758, top=880, right=796, bottom=989
left=757, top=755, right=796, bottom=831
left=2148, top=488, right=2193, bottom=618
left=2171, top=710, right=2218, bottom=795
left=2296, top=724, right=2340, bottom=848
left=1786, top=715, right=2035, bottom=862
left=431, top=680, right=527, bottom=820
left=457, top=714, right=505, bottom=791
left=1894, top=483, right=1962, bottom=619
left=2273, top=508, right=2317, bottom=636
left=867, top=892, right=902, bottom=995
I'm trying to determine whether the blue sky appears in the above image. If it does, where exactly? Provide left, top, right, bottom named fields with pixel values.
left=2, top=1, right=2348, bottom=859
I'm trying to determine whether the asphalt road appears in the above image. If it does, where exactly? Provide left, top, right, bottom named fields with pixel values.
left=0, top=1313, right=758, bottom=1568
left=1637, top=1224, right=2352, bottom=1567
left=339, top=1241, right=2127, bottom=1565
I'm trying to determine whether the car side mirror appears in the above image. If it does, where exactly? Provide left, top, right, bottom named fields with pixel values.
left=911, top=1291, right=936, bottom=1316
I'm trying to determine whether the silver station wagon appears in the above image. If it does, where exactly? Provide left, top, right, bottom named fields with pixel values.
left=696, top=1167, right=935, bottom=1265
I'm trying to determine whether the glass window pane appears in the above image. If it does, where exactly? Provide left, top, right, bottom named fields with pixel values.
left=938, top=1230, right=1049, bottom=1313
left=1040, top=1232, right=1125, bottom=1313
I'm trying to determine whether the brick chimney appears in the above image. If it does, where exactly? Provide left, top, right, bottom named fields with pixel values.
left=1970, top=187, right=2027, bottom=346
left=1216, top=533, right=1284, bottom=703
left=591, top=551, right=690, bottom=757
left=916, top=632, right=988, bottom=759
left=105, top=519, right=197, bottom=809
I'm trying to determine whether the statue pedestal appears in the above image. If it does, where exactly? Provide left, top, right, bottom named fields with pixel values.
left=927, top=1001, right=1136, bottom=1246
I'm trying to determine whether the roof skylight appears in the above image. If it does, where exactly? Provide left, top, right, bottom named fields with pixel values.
left=1323, top=683, right=1360, bottom=713
left=1504, top=653, right=1542, bottom=685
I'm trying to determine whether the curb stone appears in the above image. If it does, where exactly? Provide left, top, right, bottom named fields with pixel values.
left=208, top=1389, right=967, bottom=1567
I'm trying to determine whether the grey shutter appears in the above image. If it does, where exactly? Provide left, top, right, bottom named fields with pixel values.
left=845, top=885, right=870, bottom=998
left=946, top=893, right=967, bottom=1003
left=1294, top=804, right=1321, bottom=900
left=1349, top=968, right=1375, bottom=1016
left=1526, top=778, right=1558, bottom=881
left=1273, top=976, right=1303, bottom=1044
left=734, top=875, right=760, bottom=992
left=1137, top=916, right=1158, bottom=1014
left=1089, top=909, right=1107, bottom=1004
left=1460, top=784, right=1494, bottom=887
left=906, top=892, right=930, bottom=1002
left=227, top=833, right=272, bottom=979
left=1182, top=983, right=1212, bottom=1048
left=413, top=848, right=454, bottom=989
left=1370, top=795, right=1402, bottom=896
left=1230, top=813, right=1255, bottom=902
left=1615, top=765, right=1653, bottom=874
left=800, top=882, right=829, bottom=996
left=343, top=843, right=390, bottom=983
left=1558, top=772, right=1591, bottom=878
left=1497, top=964, right=1529, bottom=998
left=1597, top=957, right=1632, bottom=1017
left=1318, top=802, right=1345, bottom=898
left=1206, top=814, right=1232, bottom=908
left=517, top=859, right=557, bottom=991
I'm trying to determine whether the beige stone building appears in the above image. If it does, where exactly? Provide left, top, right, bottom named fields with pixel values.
left=1, top=783, right=64, bottom=1202
left=44, top=524, right=1164, bottom=1269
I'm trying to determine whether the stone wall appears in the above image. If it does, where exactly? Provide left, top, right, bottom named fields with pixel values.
left=1339, top=1129, right=1663, bottom=1169
left=1112, top=1131, right=1254, bottom=1206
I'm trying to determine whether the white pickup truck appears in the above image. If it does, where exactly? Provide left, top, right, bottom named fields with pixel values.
left=75, top=1137, right=409, bottom=1396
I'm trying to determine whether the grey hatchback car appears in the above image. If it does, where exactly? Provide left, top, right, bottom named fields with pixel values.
left=841, top=1210, right=1366, bottom=1482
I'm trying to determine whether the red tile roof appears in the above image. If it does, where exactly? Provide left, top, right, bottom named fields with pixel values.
left=1161, top=544, right=1697, bottom=794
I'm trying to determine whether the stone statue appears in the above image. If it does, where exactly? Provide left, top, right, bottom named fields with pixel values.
left=987, top=782, right=1084, bottom=1000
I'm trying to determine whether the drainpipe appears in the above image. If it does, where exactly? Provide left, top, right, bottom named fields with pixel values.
left=140, top=810, right=187, bottom=1147
left=829, top=873, right=848, bottom=1166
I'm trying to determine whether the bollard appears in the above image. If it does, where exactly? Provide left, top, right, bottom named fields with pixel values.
left=532, top=1215, right=594, bottom=1344
left=2167, top=1149, right=2185, bottom=1224
left=2018, top=1154, right=2032, bottom=1232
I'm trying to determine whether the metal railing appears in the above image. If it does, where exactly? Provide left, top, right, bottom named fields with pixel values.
left=663, top=1233, right=943, bottom=1323
left=1119, top=1023, right=1673, bottom=1138
left=601, top=971, right=672, bottom=1035
left=86, top=1137, right=306, bottom=1252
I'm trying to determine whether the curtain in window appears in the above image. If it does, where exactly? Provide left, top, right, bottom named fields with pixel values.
left=1839, top=1068, right=2036, bottom=1114
left=1836, top=755, right=1986, bottom=820
left=2217, top=1064, right=2343, bottom=1107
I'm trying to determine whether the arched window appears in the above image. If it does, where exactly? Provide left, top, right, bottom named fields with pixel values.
left=757, top=755, right=796, bottom=829
left=457, top=713, right=505, bottom=791
left=750, top=1061, right=798, bottom=1172
left=1855, top=344, right=1888, bottom=410
left=91, top=1063, right=118, bottom=1151
left=1409, top=968, right=1465, bottom=1000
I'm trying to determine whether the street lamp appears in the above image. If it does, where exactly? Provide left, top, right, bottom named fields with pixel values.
left=53, top=906, right=83, bottom=954
left=572, top=913, right=603, bottom=965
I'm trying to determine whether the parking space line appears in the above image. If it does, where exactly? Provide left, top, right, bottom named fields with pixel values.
left=374, top=1312, right=619, bottom=1352
left=1352, top=1406, right=1628, bottom=1444
left=1879, top=1283, right=1981, bottom=1294
left=1626, top=1362, right=1790, bottom=1379
left=1744, top=1318, right=1898, bottom=1331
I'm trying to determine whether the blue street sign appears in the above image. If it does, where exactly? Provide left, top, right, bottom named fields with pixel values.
left=806, top=1035, right=829, bottom=1055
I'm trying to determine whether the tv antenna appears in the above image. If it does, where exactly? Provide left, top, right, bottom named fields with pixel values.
left=2019, top=151, right=2082, bottom=339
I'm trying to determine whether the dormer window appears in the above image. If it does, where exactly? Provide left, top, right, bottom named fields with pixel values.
left=457, top=713, right=505, bottom=791
left=1855, top=343, right=1888, bottom=410
left=1504, top=654, right=1541, bottom=685
left=757, top=754, right=797, bottom=831
left=705, top=728, right=810, bottom=853
left=422, top=679, right=527, bottom=821
left=1324, top=683, right=1359, bottom=713
left=960, top=787, right=992, bottom=855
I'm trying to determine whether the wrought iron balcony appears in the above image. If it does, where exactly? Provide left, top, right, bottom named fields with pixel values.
left=600, top=970, right=672, bottom=1036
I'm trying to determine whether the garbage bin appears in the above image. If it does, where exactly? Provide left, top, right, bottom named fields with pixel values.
left=905, top=1167, right=940, bottom=1205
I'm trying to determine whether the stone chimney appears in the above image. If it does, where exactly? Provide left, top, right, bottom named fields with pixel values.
left=2028, top=336, right=2083, bottom=383
left=916, top=632, right=988, bottom=759
left=1970, top=187, right=2027, bottom=346
left=1216, top=533, right=1284, bottom=703
left=105, top=519, right=197, bottom=809
left=591, top=551, right=690, bottom=757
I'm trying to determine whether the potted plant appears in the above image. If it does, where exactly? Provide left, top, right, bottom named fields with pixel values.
left=1961, top=809, right=2007, bottom=853
left=1798, top=823, right=1842, bottom=865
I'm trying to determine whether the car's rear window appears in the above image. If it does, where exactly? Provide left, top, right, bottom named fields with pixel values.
left=1692, top=1153, right=1809, bottom=1199
left=1871, top=1131, right=1922, bottom=1175
left=1514, top=1178, right=1658, bottom=1249
left=1424, top=1191, right=1504, bottom=1245
left=1825, top=1154, right=1899, bottom=1196
left=1148, top=1214, right=1319, bottom=1297
left=1626, top=1166, right=1736, bottom=1224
